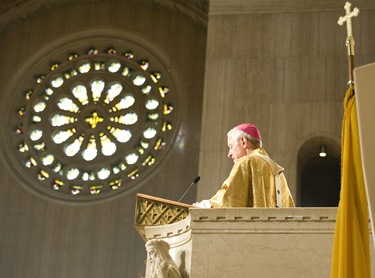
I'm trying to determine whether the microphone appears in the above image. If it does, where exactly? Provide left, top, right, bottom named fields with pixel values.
left=178, top=176, right=200, bottom=202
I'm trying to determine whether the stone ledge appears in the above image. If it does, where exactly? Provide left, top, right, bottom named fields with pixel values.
left=190, top=207, right=337, bottom=222
left=144, top=215, right=192, bottom=242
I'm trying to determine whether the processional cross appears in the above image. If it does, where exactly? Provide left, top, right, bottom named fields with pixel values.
left=338, top=1, right=360, bottom=86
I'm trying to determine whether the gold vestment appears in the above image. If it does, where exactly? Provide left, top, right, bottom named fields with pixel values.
left=209, top=148, right=295, bottom=208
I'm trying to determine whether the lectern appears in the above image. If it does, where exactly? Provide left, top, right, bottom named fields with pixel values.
left=134, top=194, right=374, bottom=277
left=134, top=193, right=193, bottom=278
left=134, top=193, right=192, bottom=241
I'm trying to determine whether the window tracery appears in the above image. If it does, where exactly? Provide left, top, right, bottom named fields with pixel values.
left=11, top=44, right=177, bottom=202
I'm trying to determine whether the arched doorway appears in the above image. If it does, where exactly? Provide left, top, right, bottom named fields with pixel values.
left=297, top=137, right=341, bottom=207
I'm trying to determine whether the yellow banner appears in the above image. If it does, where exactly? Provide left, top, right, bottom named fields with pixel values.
left=331, top=86, right=370, bottom=277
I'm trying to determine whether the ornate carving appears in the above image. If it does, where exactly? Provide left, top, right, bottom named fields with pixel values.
left=134, top=194, right=191, bottom=241
left=145, top=239, right=182, bottom=278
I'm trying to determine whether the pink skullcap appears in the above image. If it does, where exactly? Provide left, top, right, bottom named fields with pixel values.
left=236, top=123, right=262, bottom=142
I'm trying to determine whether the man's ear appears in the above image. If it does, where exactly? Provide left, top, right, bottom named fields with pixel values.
left=241, top=137, right=247, bottom=147
left=242, top=137, right=255, bottom=149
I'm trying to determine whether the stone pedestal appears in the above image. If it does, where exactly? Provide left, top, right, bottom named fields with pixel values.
left=135, top=198, right=374, bottom=278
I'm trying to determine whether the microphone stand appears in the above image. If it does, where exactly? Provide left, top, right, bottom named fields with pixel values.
left=178, top=176, right=200, bottom=202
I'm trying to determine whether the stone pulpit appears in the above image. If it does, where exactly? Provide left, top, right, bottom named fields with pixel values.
left=134, top=194, right=374, bottom=278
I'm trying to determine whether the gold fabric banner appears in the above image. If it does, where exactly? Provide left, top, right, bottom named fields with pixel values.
left=331, top=86, right=370, bottom=277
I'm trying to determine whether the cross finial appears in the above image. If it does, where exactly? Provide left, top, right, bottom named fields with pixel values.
left=338, top=2, right=360, bottom=56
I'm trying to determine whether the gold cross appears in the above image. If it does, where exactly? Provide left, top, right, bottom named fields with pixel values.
left=85, top=112, right=104, bottom=129
left=338, top=2, right=360, bottom=56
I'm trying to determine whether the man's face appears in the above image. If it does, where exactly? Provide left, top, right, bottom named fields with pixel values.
left=148, top=249, right=160, bottom=265
left=227, top=136, right=247, bottom=163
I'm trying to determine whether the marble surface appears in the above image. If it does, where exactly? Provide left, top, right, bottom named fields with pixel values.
left=144, top=208, right=374, bottom=278
left=190, top=208, right=339, bottom=278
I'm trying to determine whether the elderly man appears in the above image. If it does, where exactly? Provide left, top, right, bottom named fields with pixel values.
left=195, top=123, right=295, bottom=208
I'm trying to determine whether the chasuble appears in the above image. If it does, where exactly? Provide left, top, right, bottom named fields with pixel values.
left=209, top=148, right=295, bottom=208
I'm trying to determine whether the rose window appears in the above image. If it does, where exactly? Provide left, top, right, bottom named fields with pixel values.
left=8, top=45, right=178, bottom=202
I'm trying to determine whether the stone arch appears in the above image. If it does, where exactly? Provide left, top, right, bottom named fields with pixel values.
left=297, top=136, right=341, bottom=207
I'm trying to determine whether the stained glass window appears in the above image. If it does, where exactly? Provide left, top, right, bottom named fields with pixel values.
left=9, top=44, right=178, bottom=202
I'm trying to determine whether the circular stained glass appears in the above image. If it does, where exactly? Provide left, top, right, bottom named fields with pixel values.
left=4, top=36, right=179, bottom=203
